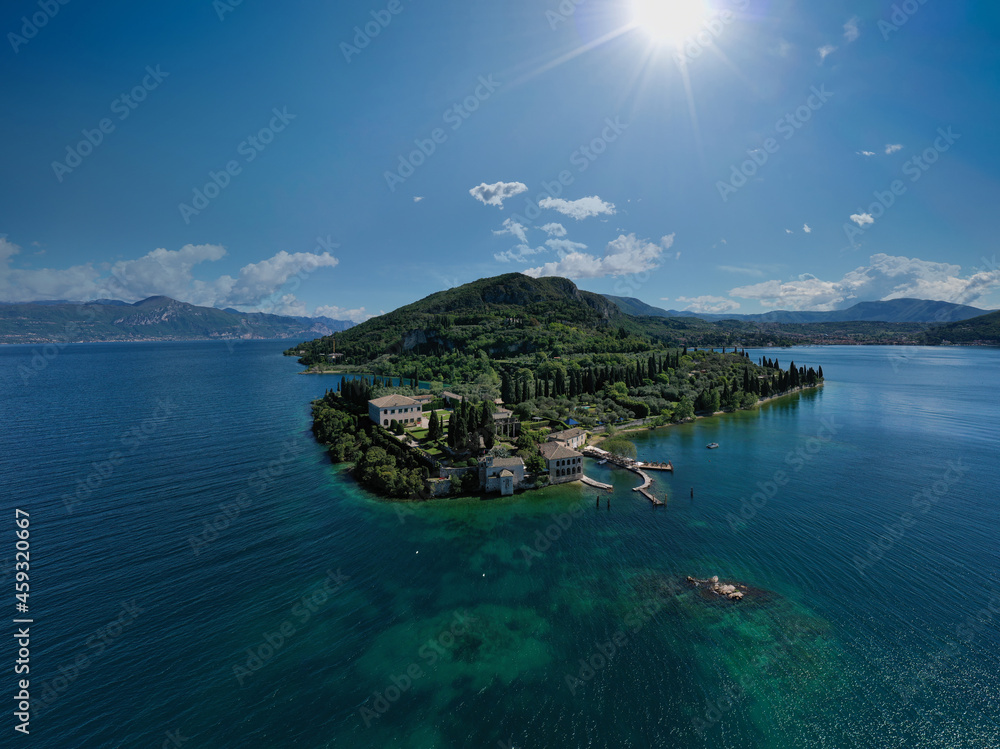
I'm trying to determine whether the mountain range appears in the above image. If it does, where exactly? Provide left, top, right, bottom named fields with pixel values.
left=0, top=296, right=354, bottom=344
left=603, top=295, right=989, bottom=324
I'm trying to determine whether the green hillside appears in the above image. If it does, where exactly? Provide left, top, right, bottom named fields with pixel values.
left=924, top=309, right=1000, bottom=344
left=289, top=273, right=640, bottom=367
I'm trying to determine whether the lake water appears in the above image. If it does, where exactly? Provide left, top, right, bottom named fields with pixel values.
left=1, top=342, right=998, bottom=748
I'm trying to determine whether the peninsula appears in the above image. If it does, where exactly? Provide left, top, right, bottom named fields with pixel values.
left=291, top=274, right=824, bottom=500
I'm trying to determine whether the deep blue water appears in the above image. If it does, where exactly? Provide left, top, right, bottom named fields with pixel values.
left=1, top=341, right=998, bottom=748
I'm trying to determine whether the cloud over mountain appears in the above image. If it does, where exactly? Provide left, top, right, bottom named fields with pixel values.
left=524, top=233, right=673, bottom=279
left=729, top=253, right=1000, bottom=310
left=0, top=237, right=342, bottom=316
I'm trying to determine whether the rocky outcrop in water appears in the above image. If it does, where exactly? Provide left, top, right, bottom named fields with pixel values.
left=686, top=575, right=746, bottom=601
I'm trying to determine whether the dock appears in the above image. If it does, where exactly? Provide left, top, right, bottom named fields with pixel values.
left=631, top=469, right=664, bottom=506
left=584, top=446, right=669, bottom=506
left=581, top=475, right=613, bottom=491
left=637, top=488, right=664, bottom=506
left=637, top=461, right=673, bottom=472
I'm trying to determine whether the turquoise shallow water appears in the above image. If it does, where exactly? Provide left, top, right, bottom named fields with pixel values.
left=1, top=342, right=998, bottom=747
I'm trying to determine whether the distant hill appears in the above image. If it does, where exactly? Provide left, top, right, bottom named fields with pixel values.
left=924, top=309, right=1000, bottom=345
left=0, top=297, right=353, bottom=344
left=602, top=295, right=703, bottom=319
left=603, top=295, right=987, bottom=324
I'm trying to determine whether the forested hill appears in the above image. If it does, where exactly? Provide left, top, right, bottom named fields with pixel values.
left=289, top=273, right=948, bottom=370
left=924, top=309, right=1000, bottom=344
left=289, top=273, right=637, bottom=364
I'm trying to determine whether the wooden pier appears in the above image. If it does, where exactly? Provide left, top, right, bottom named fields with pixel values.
left=637, top=461, right=673, bottom=472
left=637, top=488, right=664, bottom=506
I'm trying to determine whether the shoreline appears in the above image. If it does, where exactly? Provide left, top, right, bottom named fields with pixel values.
left=590, top=383, right=823, bottom=447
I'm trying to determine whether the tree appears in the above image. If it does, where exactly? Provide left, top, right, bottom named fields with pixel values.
left=673, top=396, right=695, bottom=422
left=428, top=410, right=441, bottom=441
left=602, top=438, right=637, bottom=460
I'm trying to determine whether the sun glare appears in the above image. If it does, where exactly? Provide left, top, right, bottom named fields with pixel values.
left=631, top=0, right=708, bottom=47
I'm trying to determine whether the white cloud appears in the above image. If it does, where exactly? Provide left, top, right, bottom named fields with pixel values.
left=850, top=213, right=875, bottom=227
left=818, top=44, right=837, bottom=62
left=469, top=181, right=528, bottom=208
left=0, top=237, right=103, bottom=303
left=493, top=218, right=529, bottom=244
left=213, top=250, right=340, bottom=308
left=541, top=223, right=567, bottom=237
left=803, top=224, right=812, bottom=233
left=314, top=304, right=375, bottom=323
left=844, top=17, right=860, bottom=42
left=545, top=238, right=588, bottom=256
left=718, top=265, right=765, bottom=277
left=413, top=196, right=424, bottom=202
left=0, top=237, right=340, bottom=315
left=523, top=233, right=673, bottom=279
left=858, top=150, right=876, bottom=157
left=785, top=229, right=794, bottom=234
left=675, top=295, right=741, bottom=314
left=773, top=39, right=793, bottom=57
left=730, top=253, right=1000, bottom=310
left=538, top=196, right=616, bottom=220
left=494, top=244, right=546, bottom=263
left=885, top=144, right=904, bottom=154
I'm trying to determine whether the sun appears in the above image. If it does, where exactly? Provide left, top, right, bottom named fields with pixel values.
left=630, top=0, right=708, bottom=47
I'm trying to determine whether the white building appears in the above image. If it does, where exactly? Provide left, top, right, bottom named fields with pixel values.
left=546, top=427, right=587, bottom=450
left=540, top=442, right=583, bottom=484
left=479, top=456, right=525, bottom=496
left=368, top=395, right=422, bottom=427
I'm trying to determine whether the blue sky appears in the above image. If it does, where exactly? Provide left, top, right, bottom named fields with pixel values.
left=2, top=0, right=999, bottom=320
